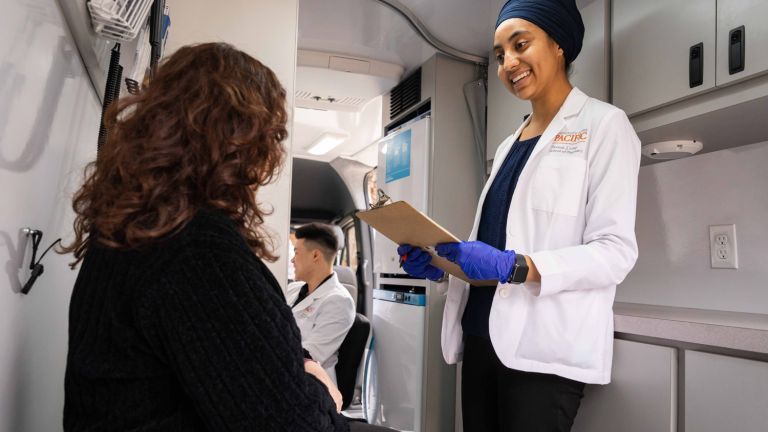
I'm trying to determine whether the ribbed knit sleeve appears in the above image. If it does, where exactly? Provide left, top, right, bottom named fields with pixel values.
left=134, top=214, right=349, bottom=432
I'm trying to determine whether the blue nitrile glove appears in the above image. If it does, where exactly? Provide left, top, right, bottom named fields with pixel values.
left=397, top=244, right=445, bottom=281
left=435, top=241, right=516, bottom=282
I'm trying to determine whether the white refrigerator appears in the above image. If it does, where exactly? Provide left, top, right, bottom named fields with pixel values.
left=366, top=115, right=431, bottom=432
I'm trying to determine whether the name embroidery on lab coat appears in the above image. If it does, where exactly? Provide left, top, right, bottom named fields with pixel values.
left=550, top=129, right=588, bottom=155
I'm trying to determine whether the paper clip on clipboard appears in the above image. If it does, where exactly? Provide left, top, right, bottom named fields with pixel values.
left=357, top=191, right=496, bottom=286
left=369, top=189, right=391, bottom=209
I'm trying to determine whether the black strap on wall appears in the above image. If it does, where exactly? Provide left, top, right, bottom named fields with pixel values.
left=20, top=228, right=61, bottom=295
left=97, top=44, right=122, bottom=154
left=149, top=0, right=167, bottom=77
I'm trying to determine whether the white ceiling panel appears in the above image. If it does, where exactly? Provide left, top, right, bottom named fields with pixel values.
left=299, top=0, right=432, bottom=71
left=396, top=0, right=494, bottom=55
left=299, top=0, right=494, bottom=72
left=292, top=95, right=383, bottom=162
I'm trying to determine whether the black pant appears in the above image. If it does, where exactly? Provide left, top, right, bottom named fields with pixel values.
left=462, top=335, right=586, bottom=432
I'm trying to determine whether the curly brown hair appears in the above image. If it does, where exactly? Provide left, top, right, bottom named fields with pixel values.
left=61, top=42, right=288, bottom=266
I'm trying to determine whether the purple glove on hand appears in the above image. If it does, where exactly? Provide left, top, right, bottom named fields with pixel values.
left=397, top=244, right=445, bottom=281
left=435, top=241, right=516, bottom=282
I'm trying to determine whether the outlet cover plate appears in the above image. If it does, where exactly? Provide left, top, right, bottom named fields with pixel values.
left=710, top=224, right=738, bottom=269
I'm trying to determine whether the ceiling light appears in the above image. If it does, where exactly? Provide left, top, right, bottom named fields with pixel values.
left=642, top=140, right=703, bottom=160
left=307, top=132, right=349, bottom=155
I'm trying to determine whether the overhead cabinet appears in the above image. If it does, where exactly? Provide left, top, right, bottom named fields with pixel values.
left=612, top=0, right=716, bottom=116
left=613, top=0, right=768, bottom=116
left=715, top=0, right=768, bottom=86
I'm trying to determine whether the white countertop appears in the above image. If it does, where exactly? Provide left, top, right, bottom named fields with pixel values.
left=613, top=302, right=768, bottom=355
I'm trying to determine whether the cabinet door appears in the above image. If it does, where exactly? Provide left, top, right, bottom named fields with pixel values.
left=716, top=0, right=768, bottom=86
left=612, top=0, right=716, bottom=115
left=685, top=351, right=768, bottom=432
left=572, top=339, right=677, bottom=432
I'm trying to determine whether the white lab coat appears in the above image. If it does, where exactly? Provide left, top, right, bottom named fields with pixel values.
left=286, top=273, right=355, bottom=384
left=440, top=87, right=640, bottom=384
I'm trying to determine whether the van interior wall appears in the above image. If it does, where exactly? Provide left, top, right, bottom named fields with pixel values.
left=0, top=1, right=300, bottom=431
left=165, top=0, right=299, bottom=288
left=617, top=140, right=768, bottom=314
left=0, top=1, right=101, bottom=431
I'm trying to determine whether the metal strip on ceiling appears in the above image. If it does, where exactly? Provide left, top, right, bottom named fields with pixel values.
left=372, top=0, right=488, bottom=65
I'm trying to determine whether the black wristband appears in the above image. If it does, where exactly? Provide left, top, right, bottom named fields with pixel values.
left=507, top=253, right=529, bottom=284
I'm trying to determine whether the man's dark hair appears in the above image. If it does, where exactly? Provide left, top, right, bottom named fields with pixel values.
left=295, top=223, right=339, bottom=262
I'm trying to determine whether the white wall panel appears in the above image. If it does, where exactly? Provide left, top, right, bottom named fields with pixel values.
left=0, top=1, right=101, bottom=430
left=166, top=0, right=299, bottom=287
left=0, top=1, right=301, bottom=431
left=619, top=141, right=768, bottom=314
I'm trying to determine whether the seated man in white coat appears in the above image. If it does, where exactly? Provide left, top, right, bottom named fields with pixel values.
left=286, top=223, right=355, bottom=385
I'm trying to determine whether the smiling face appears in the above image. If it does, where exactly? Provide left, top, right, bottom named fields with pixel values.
left=493, top=18, right=566, bottom=101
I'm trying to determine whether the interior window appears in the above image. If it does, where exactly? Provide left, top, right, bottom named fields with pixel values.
left=364, top=168, right=377, bottom=208
left=346, top=225, right=358, bottom=270
left=339, top=238, right=349, bottom=267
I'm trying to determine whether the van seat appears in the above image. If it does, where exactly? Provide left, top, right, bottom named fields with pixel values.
left=334, top=265, right=357, bottom=306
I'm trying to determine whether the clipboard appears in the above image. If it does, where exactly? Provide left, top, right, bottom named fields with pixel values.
left=356, top=201, right=497, bottom=286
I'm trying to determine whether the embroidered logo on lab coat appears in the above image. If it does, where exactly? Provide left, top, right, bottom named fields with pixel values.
left=302, top=305, right=315, bottom=315
left=550, top=129, right=588, bottom=155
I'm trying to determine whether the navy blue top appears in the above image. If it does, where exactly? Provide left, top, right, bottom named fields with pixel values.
left=461, top=135, right=539, bottom=339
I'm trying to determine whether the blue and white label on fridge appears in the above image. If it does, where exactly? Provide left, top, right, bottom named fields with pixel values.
left=385, top=129, right=411, bottom=183
left=374, top=116, right=430, bottom=275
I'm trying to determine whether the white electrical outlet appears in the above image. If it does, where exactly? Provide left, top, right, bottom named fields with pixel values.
left=709, top=224, right=738, bottom=269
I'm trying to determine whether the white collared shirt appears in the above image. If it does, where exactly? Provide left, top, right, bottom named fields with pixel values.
left=440, top=87, right=641, bottom=384
left=286, top=272, right=355, bottom=384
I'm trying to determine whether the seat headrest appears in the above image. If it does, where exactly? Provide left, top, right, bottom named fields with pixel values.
left=334, top=266, right=357, bottom=288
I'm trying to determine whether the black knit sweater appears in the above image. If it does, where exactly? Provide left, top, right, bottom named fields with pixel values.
left=64, top=209, right=349, bottom=431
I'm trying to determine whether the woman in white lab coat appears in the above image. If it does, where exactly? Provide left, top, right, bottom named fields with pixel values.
left=398, top=0, right=641, bottom=430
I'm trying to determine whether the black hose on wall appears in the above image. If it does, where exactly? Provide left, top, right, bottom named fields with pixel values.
left=97, top=43, right=122, bottom=155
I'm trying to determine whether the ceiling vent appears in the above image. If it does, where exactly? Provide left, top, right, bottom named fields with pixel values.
left=295, top=50, right=403, bottom=112
left=388, top=68, right=422, bottom=120
left=296, top=90, right=313, bottom=100
left=294, top=91, right=368, bottom=112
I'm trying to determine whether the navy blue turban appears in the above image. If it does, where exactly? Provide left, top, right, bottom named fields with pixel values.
left=495, top=0, right=585, bottom=65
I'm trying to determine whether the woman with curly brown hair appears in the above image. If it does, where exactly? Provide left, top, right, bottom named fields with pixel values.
left=60, top=42, right=381, bottom=432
